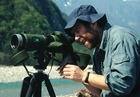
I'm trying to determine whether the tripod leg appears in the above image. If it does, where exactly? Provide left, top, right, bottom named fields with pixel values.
left=20, top=76, right=32, bottom=97
left=43, top=74, right=56, bottom=97
left=26, top=73, right=44, bottom=97
left=33, top=77, right=42, bottom=97
left=25, top=74, right=41, bottom=97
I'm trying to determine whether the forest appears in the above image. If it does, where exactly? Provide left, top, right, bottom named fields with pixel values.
left=0, top=0, right=91, bottom=65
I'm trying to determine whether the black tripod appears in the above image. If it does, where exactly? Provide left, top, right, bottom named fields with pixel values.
left=20, top=50, right=56, bottom=97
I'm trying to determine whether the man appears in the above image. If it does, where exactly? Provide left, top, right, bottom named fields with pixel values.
left=59, top=5, right=140, bottom=97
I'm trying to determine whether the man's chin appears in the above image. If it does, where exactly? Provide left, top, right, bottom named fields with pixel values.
left=85, top=43, right=97, bottom=49
left=85, top=44, right=93, bottom=49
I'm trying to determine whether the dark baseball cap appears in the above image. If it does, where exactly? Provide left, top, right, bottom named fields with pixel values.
left=64, top=5, right=105, bottom=30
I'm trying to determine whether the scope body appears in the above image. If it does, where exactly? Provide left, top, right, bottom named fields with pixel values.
left=10, top=31, right=74, bottom=51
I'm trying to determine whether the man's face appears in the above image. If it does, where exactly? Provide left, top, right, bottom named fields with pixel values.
left=71, top=21, right=101, bottom=49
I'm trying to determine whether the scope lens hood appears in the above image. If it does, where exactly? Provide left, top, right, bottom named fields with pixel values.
left=9, top=50, right=29, bottom=66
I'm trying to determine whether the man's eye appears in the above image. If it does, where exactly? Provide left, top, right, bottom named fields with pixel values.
left=77, top=26, right=81, bottom=30
left=76, top=26, right=81, bottom=33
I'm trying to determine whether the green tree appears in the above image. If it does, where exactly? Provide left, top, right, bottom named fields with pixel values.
left=0, top=0, right=67, bottom=65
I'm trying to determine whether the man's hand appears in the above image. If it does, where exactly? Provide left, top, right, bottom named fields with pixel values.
left=59, top=64, right=87, bottom=82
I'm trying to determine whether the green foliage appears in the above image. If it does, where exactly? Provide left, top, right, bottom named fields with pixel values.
left=0, top=0, right=67, bottom=65
left=0, top=0, right=91, bottom=65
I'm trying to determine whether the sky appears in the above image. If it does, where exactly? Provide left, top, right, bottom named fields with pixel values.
left=53, top=0, right=140, bottom=35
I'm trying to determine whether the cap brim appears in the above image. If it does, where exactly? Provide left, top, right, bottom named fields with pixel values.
left=64, top=18, right=78, bottom=30
left=64, top=13, right=105, bottom=30
left=90, top=14, right=105, bottom=23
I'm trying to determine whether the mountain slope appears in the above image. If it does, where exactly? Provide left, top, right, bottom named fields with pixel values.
left=53, top=0, right=140, bottom=35
left=0, top=0, right=67, bottom=64
left=0, top=0, right=66, bottom=52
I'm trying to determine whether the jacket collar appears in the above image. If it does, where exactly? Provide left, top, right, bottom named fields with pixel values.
left=99, top=23, right=112, bottom=51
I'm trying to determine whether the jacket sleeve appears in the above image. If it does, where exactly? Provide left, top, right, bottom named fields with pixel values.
left=104, top=30, right=140, bottom=96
